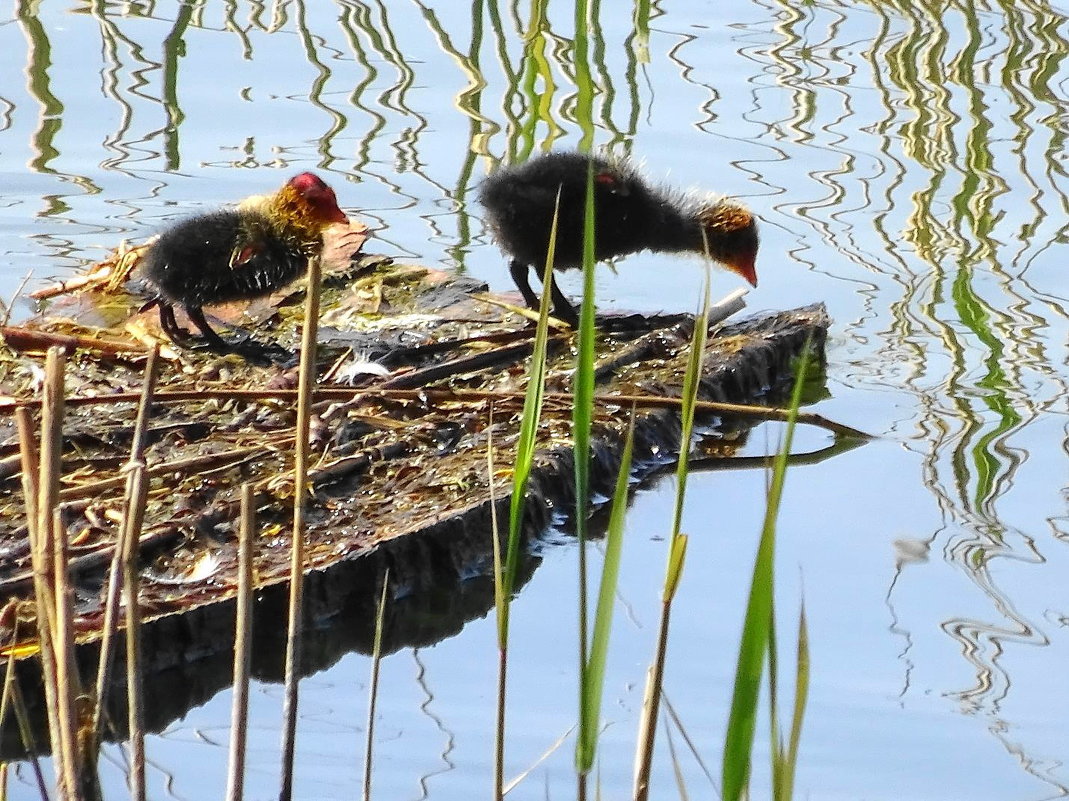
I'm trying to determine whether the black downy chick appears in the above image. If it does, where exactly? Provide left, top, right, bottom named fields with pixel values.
left=141, top=172, right=348, bottom=349
left=478, top=151, right=758, bottom=325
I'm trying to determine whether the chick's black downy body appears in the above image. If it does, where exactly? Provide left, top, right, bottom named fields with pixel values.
left=145, top=211, right=309, bottom=307
left=141, top=172, right=347, bottom=349
left=478, top=151, right=758, bottom=325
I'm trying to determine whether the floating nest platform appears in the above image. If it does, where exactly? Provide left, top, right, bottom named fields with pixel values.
left=0, top=225, right=840, bottom=749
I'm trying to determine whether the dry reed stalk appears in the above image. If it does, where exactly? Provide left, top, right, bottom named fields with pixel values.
left=122, top=503, right=146, bottom=801
left=3, top=625, right=50, bottom=798
left=633, top=589, right=680, bottom=801
left=93, top=346, right=160, bottom=749
left=0, top=326, right=144, bottom=357
left=121, top=347, right=159, bottom=800
left=12, top=408, right=51, bottom=798
left=279, top=255, right=323, bottom=800
left=26, top=347, right=82, bottom=799
left=50, top=506, right=85, bottom=797
left=362, top=569, right=390, bottom=801
left=20, top=388, right=869, bottom=441
left=472, top=293, right=573, bottom=330
left=59, top=445, right=264, bottom=503
left=7, top=660, right=50, bottom=798
left=705, top=287, right=748, bottom=327
left=225, top=483, right=256, bottom=801
left=28, top=262, right=121, bottom=300
left=0, top=453, right=23, bottom=483
left=14, top=408, right=39, bottom=555
left=0, top=630, right=17, bottom=741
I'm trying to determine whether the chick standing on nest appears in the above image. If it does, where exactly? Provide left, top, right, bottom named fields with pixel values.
left=141, top=172, right=348, bottom=349
left=478, top=151, right=758, bottom=325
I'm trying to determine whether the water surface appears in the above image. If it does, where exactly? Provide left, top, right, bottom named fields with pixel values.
left=1, top=1, right=1067, bottom=799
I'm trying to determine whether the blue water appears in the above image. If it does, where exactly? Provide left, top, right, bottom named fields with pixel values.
left=2, top=2, right=1068, bottom=799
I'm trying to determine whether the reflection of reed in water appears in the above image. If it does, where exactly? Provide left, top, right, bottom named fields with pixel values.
left=867, top=0, right=1069, bottom=545
left=760, top=0, right=1069, bottom=783
left=16, top=0, right=104, bottom=273
left=17, top=3, right=68, bottom=184
left=11, top=1, right=671, bottom=278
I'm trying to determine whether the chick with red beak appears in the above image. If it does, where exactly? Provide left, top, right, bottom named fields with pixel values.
left=142, top=172, right=348, bottom=349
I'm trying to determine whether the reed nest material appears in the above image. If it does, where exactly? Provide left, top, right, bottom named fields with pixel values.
left=0, top=230, right=831, bottom=689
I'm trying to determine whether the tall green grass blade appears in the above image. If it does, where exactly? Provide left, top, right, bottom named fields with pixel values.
left=488, top=406, right=503, bottom=622
left=495, top=188, right=560, bottom=801
left=487, top=408, right=508, bottom=801
left=721, top=342, right=812, bottom=801
left=577, top=415, right=635, bottom=772
left=768, top=601, right=782, bottom=794
left=670, top=276, right=711, bottom=538
left=721, top=511, right=772, bottom=798
left=574, top=155, right=599, bottom=776
left=501, top=191, right=559, bottom=642
left=572, top=153, right=598, bottom=555
left=770, top=599, right=810, bottom=801
left=781, top=602, right=810, bottom=800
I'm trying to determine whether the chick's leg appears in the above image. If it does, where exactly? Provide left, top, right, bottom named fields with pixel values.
left=548, top=275, right=579, bottom=327
left=184, top=305, right=232, bottom=351
left=508, top=259, right=541, bottom=311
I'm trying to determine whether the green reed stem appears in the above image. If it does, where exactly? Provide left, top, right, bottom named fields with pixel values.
left=721, top=341, right=812, bottom=801
left=573, top=156, right=597, bottom=787
left=494, top=190, right=560, bottom=801
left=578, top=414, right=634, bottom=774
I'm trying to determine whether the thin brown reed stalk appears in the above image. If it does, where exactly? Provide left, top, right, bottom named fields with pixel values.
left=362, top=568, right=390, bottom=801
left=93, top=346, right=160, bottom=748
left=14, top=409, right=38, bottom=536
left=225, top=484, right=256, bottom=801
left=28, top=348, right=83, bottom=799
left=633, top=545, right=686, bottom=801
left=121, top=522, right=144, bottom=800
left=634, top=277, right=712, bottom=801
left=2, top=626, right=49, bottom=798
left=280, top=255, right=324, bottom=800
left=12, top=409, right=50, bottom=799
left=8, top=680, right=49, bottom=798
left=0, top=631, right=16, bottom=746
left=24, top=388, right=870, bottom=442
left=49, top=505, right=86, bottom=799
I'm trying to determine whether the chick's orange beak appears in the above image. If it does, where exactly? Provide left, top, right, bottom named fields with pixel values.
left=726, top=250, right=758, bottom=288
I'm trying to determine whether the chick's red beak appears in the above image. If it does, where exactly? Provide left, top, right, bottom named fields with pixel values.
left=726, top=249, right=758, bottom=288
left=326, top=204, right=349, bottom=225
left=321, top=190, right=349, bottom=225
